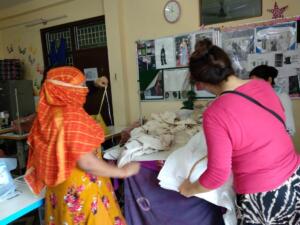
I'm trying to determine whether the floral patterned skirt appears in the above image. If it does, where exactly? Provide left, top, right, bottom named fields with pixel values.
left=45, top=167, right=126, bottom=225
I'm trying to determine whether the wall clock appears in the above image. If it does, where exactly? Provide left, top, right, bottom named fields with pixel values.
left=163, top=0, right=181, bottom=23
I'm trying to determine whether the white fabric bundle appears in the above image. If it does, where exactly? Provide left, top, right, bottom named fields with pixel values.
left=117, top=111, right=201, bottom=167
left=157, top=130, right=237, bottom=225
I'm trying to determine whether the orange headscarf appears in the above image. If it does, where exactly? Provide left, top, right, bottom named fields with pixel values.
left=25, top=66, right=104, bottom=194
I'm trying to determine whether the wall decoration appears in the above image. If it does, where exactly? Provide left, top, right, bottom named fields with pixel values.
left=136, top=16, right=300, bottom=101
left=255, top=21, right=297, bottom=53
left=28, top=55, right=35, bottom=65
left=163, top=0, right=181, bottom=23
left=18, top=46, right=27, bottom=55
left=175, top=35, right=192, bottom=67
left=29, top=46, right=37, bottom=55
left=163, top=68, right=189, bottom=100
left=289, top=75, right=300, bottom=97
left=248, top=49, right=300, bottom=98
left=192, top=29, right=220, bottom=51
left=200, top=0, right=262, bottom=25
left=35, top=63, right=44, bottom=76
left=137, top=40, right=156, bottom=72
left=6, top=45, right=13, bottom=54
left=267, top=1, right=288, bottom=19
left=83, top=67, right=98, bottom=81
left=247, top=52, right=274, bottom=70
left=142, top=70, right=164, bottom=100
left=222, top=28, right=255, bottom=78
left=155, top=37, right=176, bottom=69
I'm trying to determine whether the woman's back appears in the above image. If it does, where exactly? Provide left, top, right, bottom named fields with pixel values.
left=201, top=79, right=300, bottom=194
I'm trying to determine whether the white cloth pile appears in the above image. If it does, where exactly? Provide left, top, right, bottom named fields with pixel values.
left=117, top=111, right=201, bottom=167
left=157, top=130, right=237, bottom=225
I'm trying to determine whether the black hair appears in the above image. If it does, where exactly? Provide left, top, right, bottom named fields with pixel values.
left=189, top=39, right=234, bottom=85
left=249, top=65, right=278, bottom=85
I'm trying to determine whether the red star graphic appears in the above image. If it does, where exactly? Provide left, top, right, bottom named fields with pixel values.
left=267, top=1, right=288, bottom=19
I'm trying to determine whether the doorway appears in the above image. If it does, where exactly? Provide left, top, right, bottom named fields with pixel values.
left=40, top=16, right=114, bottom=125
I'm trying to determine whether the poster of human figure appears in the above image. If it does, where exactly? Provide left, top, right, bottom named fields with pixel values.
left=155, top=37, right=176, bottom=69
left=191, top=29, right=220, bottom=51
left=255, top=22, right=297, bottom=53
left=175, top=35, right=192, bottom=67
left=288, top=75, right=300, bottom=97
left=143, top=70, right=164, bottom=100
left=137, top=40, right=156, bottom=72
left=222, top=29, right=255, bottom=79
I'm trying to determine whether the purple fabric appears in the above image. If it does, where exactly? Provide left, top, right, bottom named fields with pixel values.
left=140, top=161, right=160, bottom=171
left=113, top=178, right=119, bottom=190
left=124, top=166, right=225, bottom=225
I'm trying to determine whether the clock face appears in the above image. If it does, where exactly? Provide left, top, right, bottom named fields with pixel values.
left=164, top=0, right=181, bottom=23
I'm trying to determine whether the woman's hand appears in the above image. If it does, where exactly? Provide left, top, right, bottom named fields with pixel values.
left=94, top=76, right=109, bottom=87
left=121, top=162, right=140, bottom=178
left=179, top=179, right=211, bottom=197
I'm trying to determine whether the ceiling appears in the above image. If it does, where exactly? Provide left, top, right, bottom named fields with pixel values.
left=0, top=0, right=34, bottom=9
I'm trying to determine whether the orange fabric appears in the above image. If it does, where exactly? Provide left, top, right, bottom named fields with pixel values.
left=25, top=66, right=104, bottom=195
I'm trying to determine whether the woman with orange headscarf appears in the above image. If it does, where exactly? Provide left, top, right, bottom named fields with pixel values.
left=25, top=66, right=139, bottom=225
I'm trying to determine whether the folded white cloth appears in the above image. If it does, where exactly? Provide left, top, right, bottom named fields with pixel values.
left=117, top=134, right=163, bottom=167
left=116, top=111, right=201, bottom=167
left=157, top=130, right=237, bottom=225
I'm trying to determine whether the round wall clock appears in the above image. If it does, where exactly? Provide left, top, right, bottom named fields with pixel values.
left=163, top=0, right=181, bottom=23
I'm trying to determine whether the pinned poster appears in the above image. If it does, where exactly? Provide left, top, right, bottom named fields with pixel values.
left=84, top=67, right=98, bottom=81
left=155, top=37, right=176, bottom=69
left=163, top=68, right=190, bottom=100
left=255, top=22, right=297, bottom=53
left=191, top=29, right=220, bottom=51
left=143, top=70, right=164, bottom=100
left=222, top=28, right=255, bottom=79
left=175, top=35, right=192, bottom=67
left=137, top=40, right=156, bottom=72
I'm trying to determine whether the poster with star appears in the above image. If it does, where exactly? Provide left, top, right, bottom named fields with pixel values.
left=255, top=21, right=297, bottom=53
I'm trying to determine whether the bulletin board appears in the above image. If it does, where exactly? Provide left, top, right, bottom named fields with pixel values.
left=136, top=16, right=300, bottom=101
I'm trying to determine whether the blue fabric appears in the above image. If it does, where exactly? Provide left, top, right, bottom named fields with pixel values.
left=48, top=38, right=67, bottom=67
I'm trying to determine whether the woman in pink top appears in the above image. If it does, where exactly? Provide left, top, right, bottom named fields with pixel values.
left=179, top=39, right=300, bottom=225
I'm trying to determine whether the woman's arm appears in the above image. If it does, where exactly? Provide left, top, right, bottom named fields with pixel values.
left=278, top=92, right=296, bottom=136
left=179, top=179, right=211, bottom=197
left=77, top=151, right=140, bottom=178
left=179, top=111, right=232, bottom=197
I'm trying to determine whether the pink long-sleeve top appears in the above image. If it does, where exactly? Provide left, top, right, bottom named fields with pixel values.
left=199, top=79, right=300, bottom=194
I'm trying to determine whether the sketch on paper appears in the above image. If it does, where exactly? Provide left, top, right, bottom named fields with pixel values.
left=155, top=37, right=176, bottom=69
